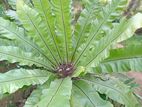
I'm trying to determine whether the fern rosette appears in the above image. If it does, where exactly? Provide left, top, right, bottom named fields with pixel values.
left=0, top=0, right=142, bottom=107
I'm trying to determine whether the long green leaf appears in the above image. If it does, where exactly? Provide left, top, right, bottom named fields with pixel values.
left=50, top=0, right=73, bottom=62
left=17, top=0, right=58, bottom=65
left=24, top=76, right=55, bottom=107
left=80, top=74, right=140, bottom=107
left=32, top=0, right=62, bottom=61
left=0, top=38, right=33, bottom=52
left=74, top=0, right=128, bottom=64
left=93, top=45, right=142, bottom=73
left=81, top=13, right=142, bottom=72
left=122, top=35, right=142, bottom=46
left=71, top=0, right=99, bottom=61
left=34, top=77, right=72, bottom=107
left=0, top=17, right=25, bottom=40
left=78, top=18, right=128, bottom=68
left=0, top=69, right=51, bottom=95
left=0, top=17, right=54, bottom=67
left=72, top=81, right=113, bottom=107
left=0, top=46, right=53, bottom=70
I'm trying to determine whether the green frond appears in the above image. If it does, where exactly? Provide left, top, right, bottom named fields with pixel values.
left=93, top=45, right=142, bottom=73
left=117, top=13, right=142, bottom=43
left=24, top=77, right=54, bottom=107
left=0, top=46, right=53, bottom=70
left=0, top=38, right=32, bottom=52
left=72, top=81, right=113, bottom=107
left=0, top=18, right=35, bottom=52
left=32, top=0, right=62, bottom=62
left=71, top=0, right=99, bottom=61
left=7, top=0, right=16, bottom=10
left=0, top=17, right=54, bottom=67
left=74, top=0, right=128, bottom=64
left=7, top=0, right=33, bottom=9
left=5, top=10, right=18, bottom=20
left=0, top=68, right=51, bottom=95
left=0, top=17, right=24, bottom=40
left=0, top=29, right=54, bottom=70
left=30, top=77, right=72, bottom=107
left=0, top=0, right=142, bottom=106
left=79, top=74, right=140, bottom=107
left=123, top=36, right=142, bottom=46
left=79, top=13, right=142, bottom=72
left=0, top=17, right=37, bottom=51
left=17, top=0, right=59, bottom=65
left=24, top=85, right=45, bottom=107
left=50, top=0, right=73, bottom=62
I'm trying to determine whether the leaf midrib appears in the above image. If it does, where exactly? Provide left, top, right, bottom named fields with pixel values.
left=71, top=8, right=95, bottom=62
left=0, top=51, right=52, bottom=70
left=60, top=0, right=69, bottom=62
left=22, top=8, right=58, bottom=66
left=85, top=21, right=128, bottom=66
left=103, top=56, right=142, bottom=63
left=46, top=79, right=64, bottom=107
left=73, top=83, right=96, bottom=107
left=74, top=1, right=122, bottom=66
left=39, top=0, right=62, bottom=62
left=0, top=24, right=53, bottom=67
left=81, top=78, right=129, bottom=103
left=0, top=75, right=47, bottom=84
